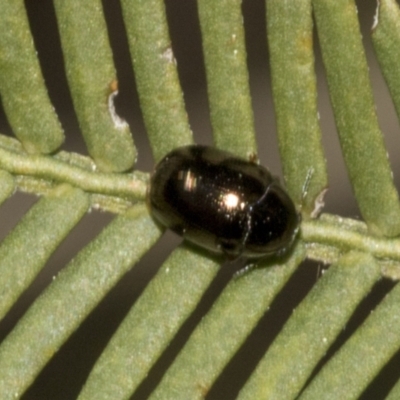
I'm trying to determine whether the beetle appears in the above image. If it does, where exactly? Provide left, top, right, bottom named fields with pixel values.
left=148, top=145, right=300, bottom=259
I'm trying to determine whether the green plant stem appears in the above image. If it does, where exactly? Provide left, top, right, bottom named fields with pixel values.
left=197, top=0, right=256, bottom=157
left=0, top=138, right=147, bottom=203
left=1, top=138, right=400, bottom=271
left=0, top=204, right=160, bottom=399
left=302, top=214, right=400, bottom=265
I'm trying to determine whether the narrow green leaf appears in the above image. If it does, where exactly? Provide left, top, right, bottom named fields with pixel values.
left=267, top=0, right=327, bottom=214
left=312, top=0, right=400, bottom=237
left=0, top=204, right=160, bottom=398
left=78, top=247, right=220, bottom=400
left=197, top=0, right=256, bottom=157
left=120, top=0, right=192, bottom=162
left=386, top=376, right=400, bottom=400
left=0, top=170, right=14, bottom=205
left=0, top=0, right=64, bottom=154
left=238, top=251, right=380, bottom=400
left=53, top=0, right=136, bottom=173
left=0, top=184, right=89, bottom=320
left=371, top=0, right=400, bottom=122
left=299, top=279, right=400, bottom=400
left=149, top=245, right=305, bottom=400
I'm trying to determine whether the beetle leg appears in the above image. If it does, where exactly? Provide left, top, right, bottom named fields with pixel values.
left=232, top=259, right=257, bottom=279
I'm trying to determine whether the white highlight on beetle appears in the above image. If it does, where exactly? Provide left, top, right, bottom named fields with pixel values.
left=223, top=193, right=239, bottom=209
left=221, top=193, right=245, bottom=211
left=180, top=169, right=197, bottom=191
left=108, top=90, right=129, bottom=130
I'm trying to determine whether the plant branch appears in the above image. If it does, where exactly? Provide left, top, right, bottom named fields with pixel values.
left=1, top=135, right=400, bottom=274
left=0, top=134, right=147, bottom=213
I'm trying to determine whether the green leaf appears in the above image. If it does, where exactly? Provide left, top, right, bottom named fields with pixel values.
left=312, top=0, right=400, bottom=237
left=79, top=247, right=220, bottom=400
left=267, top=0, right=328, bottom=214
left=0, top=184, right=89, bottom=320
left=53, top=0, right=136, bottom=172
left=238, top=251, right=380, bottom=399
left=0, top=0, right=64, bottom=154
left=198, top=0, right=257, bottom=157
left=0, top=0, right=400, bottom=397
left=372, top=0, right=400, bottom=122
left=149, top=246, right=305, bottom=400
left=120, top=0, right=193, bottom=162
left=299, top=277, right=400, bottom=399
left=0, top=204, right=160, bottom=396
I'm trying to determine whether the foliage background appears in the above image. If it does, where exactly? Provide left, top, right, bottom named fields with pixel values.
left=0, top=0, right=400, bottom=398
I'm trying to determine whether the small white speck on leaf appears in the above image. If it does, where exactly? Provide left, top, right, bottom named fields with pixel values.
left=311, top=188, right=328, bottom=218
left=108, top=90, right=129, bottom=130
left=161, top=47, right=177, bottom=65
left=372, top=0, right=380, bottom=31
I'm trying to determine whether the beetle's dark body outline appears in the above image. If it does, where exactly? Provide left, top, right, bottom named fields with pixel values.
left=148, top=145, right=300, bottom=259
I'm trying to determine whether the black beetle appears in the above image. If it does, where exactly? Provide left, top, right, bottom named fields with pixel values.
left=148, top=145, right=300, bottom=259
